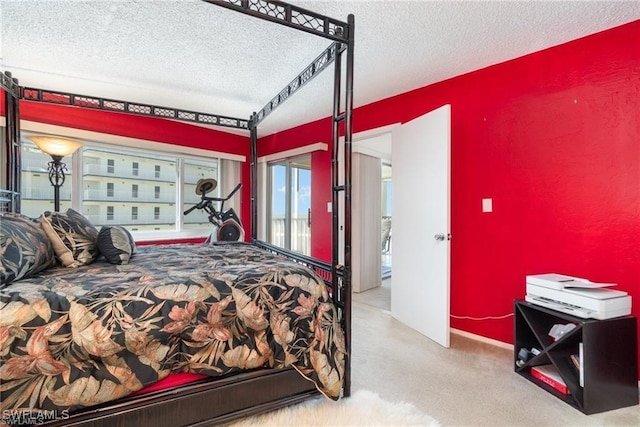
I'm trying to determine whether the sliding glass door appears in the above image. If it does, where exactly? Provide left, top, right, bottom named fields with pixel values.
left=267, top=155, right=311, bottom=255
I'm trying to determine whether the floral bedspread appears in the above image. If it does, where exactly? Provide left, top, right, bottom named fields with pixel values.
left=0, top=243, right=345, bottom=413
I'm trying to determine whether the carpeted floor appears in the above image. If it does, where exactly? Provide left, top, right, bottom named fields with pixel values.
left=227, top=389, right=440, bottom=426
left=350, top=278, right=640, bottom=426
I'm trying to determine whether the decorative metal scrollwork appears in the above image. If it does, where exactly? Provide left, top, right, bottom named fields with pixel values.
left=1, top=72, right=21, bottom=97
left=21, top=87, right=249, bottom=129
left=252, top=42, right=344, bottom=127
left=210, top=0, right=349, bottom=42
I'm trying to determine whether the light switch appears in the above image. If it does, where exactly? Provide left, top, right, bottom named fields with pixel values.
left=327, top=202, right=332, bottom=213
left=482, top=198, right=493, bottom=213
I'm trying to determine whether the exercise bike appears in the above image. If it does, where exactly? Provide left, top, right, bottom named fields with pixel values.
left=183, top=178, right=244, bottom=242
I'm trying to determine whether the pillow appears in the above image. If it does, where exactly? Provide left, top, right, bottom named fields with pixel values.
left=0, top=213, right=56, bottom=284
left=97, top=226, right=136, bottom=265
left=40, top=208, right=99, bottom=267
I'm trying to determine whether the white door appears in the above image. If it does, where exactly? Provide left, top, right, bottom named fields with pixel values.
left=391, top=104, right=451, bottom=347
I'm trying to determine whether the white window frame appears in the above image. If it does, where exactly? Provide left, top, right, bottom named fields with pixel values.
left=21, top=121, right=246, bottom=242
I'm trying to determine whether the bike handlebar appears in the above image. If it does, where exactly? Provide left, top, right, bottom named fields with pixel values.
left=193, top=183, right=242, bottom=203
left=226, top=183, right=242, bottom=200
left=183, top=204, right=199, bottom=216
left=184, top=200, right=210, bottom=216
left=183, top=183, right=242, bottom=216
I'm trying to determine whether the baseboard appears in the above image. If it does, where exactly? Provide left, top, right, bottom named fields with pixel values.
left=450, top=328, right=513, bottom=351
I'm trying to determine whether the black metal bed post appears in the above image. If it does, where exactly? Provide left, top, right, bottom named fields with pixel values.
left=249, top=113, right=258, bottom=242
left=343, top=13, right=355, bottom=399
left=329, top=18, right=344, bottom=394
left=10, top=76, right=20, bottom=213
left=330, top=36, right=342, bottom=305
left=3, top=72, right=21, bottom=213
left=330, top=13, right=354, bottom=398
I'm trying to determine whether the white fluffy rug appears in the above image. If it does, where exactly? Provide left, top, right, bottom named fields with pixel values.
left=227, top=389, right=440, bottom=426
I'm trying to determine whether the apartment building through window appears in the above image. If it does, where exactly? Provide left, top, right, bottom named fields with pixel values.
left=20, top=135, right=223, bottom=235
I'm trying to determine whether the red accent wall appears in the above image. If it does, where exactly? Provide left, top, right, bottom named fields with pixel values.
left=259, top=20, right=640, bottom=369
left=20, top=102, right=248, bottom=156
left=137, top=238, right=206, bottom=246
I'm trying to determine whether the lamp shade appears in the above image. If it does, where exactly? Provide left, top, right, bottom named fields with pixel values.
left=29, top=136, right=84, bottom=157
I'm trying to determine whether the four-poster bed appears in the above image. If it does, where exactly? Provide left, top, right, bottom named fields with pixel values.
left=0, top=1, right=354, bottom=425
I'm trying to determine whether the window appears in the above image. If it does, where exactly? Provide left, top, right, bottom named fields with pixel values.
left=183, top=160, right=220, bottom=230
left=20, top=133, right=223, bottom=236
left=81, top=147, right=180, bottom=229
left=267, top=155, right=311, bottom=255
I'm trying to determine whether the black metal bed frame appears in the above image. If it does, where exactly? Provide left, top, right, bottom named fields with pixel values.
left=1, top=0, right=354, bottom=423
left=1, top=72, right=21, bottom=214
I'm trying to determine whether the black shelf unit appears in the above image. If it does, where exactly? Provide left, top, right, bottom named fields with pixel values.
left=514, top=300, right=638, bottom=414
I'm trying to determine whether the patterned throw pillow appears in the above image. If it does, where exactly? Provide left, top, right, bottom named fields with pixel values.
left=0, top=213, right=56, bottom=284
left=97, top=226, right=136, bottom=264
left=40, top=208, right=99, bottom=267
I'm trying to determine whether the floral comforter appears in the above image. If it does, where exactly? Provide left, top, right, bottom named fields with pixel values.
left=0, top=243, right=345, bottom=413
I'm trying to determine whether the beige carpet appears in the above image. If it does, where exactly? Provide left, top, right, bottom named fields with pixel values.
left=227, top=389, right=441, bottom=426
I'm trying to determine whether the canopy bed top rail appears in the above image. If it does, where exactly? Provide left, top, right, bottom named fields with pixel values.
left=205, top=0, right=350, bottom=43
left=20, top=87, right=250, bottom=130
left=252, top=41, right=345, bottom=128
left=13, top=1, right=355, bottom=129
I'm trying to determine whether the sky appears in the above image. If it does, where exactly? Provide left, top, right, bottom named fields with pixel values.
left=271, top=164, right=310, bottom=218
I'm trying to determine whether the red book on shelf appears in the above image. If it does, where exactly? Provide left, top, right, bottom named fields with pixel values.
left=531, top=365, right=569, bottom=395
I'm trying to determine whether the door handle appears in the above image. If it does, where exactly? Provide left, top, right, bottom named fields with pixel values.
left=434, top=233, right=452, bottom=241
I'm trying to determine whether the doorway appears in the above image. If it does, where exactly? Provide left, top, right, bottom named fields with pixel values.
left=350, top=105, right=451, bottom=348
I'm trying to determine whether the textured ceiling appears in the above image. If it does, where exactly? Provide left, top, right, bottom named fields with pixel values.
left=1, top=0, right=639, bottom=136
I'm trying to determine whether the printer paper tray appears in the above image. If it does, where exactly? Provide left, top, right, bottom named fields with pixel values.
left=525, top=295, right=630, bottom=320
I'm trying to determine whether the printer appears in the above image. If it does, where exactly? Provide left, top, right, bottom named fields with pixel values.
left=525, top=273, right=632, bottom=320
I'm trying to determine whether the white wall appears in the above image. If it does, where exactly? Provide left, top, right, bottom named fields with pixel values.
left=352, top=152, right=382, bottom=293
